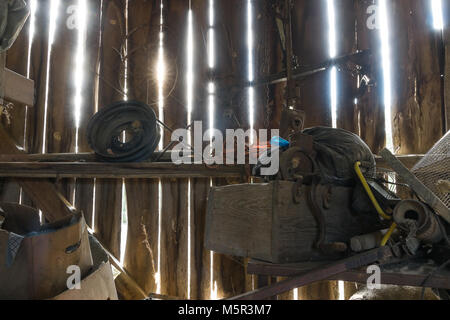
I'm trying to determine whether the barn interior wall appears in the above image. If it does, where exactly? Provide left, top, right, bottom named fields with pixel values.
left=0, top=0, right=448, bottom=300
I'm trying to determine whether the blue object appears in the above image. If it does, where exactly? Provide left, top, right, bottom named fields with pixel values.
left=270, top=136, right=290, bottom=148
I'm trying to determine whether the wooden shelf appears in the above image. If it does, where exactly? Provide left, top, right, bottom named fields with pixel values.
left=0, top=161, right=247, bottom=179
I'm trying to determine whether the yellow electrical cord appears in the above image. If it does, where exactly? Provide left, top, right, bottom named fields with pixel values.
left=354, top=161, right=392, bottom=220
left=381, top=222, right=397, bottom=246
left=354, top=161, right=396, bottom=246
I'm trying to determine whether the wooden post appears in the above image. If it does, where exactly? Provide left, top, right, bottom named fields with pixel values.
left=94, top=0, right=126, bottom=260
left=159, top=0, right=190, bottom=299
left=122, top=0, right=159, bottom=298
left=189, top=0, right=211, bottom=300
left=354, top=0, right=385, bottom=154
left=292, top=0, right=330, bottom=128
left=73, top=0, right=102, bottom=229
left=389, top=0, right=444, bottom=154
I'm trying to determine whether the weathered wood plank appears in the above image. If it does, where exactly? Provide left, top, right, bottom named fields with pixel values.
left=46, top=0, right=77, bottom=155
left=162, top=0, right=189, bottom=145
left=214, top=0, right=248, bottom=133
left=292, top=0, right=330, bottom=128
left=2, top=69, right=34, bottom=107
left=46, top=0, right=80, bottom=203
left=189, top=0, right=212, bottom=300
left=335, top=0, right=358, bottom=133
left=28, top=0, right=50, bottom=155
left=94, top=178, right=122, bottom=261
left=94, top=0, right=126, bottom=262
left=74, top=0, right=103, bottom=228
left=212, top=178, right=246, bottom=299
left=0, top=153, right=424, bottom=170
left=354, top=0, right=385, bottom=154
left=158, top=0, right=191, bottom=300
left=191, top=177, right=211, bottom=299
left=160, top=178, right=189, bottom=298
left=0, top=162, right=246, bottom=179
left=389, top=0, right=444, bottom=154
left=123, top=178, right=159, bottom=296
left=1, top=16, right=31, bottom=204
left=123, top=0, right=159, bottom=298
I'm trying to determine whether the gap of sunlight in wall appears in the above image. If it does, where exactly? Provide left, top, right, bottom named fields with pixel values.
left=327, top=0, right=338, bottom=129
left=74, top=0, right=87, bottom=154
left=431, top=0, right=444, bottom=30
left=247, top=0, right=254, bottom=145
left=327, top=0, right=345, bottom=299
left=42, top=0, right=61, bottom=154
left=156, top=0, right=166, bottom=295
left=207, top=0, right=219, bottom=300
left=186, top=1, right=195, bottom=299
left=379, top=0, right=394, bottom=152
left=120, top=0, right=130, bottom=265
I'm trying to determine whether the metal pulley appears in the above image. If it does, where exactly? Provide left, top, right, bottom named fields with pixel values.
left=87, top=100, right=161, bottom=162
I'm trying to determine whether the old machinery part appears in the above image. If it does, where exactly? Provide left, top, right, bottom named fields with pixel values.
left=280, top=147, right=315, bottom=181
left=87, top=100, right=160, bottom=162
left=393, top=200, right=444, bottom=244
left=305, top=182, right=348, bottom=255
left=279, top=108, right=305, bottom=139
left=306, top=182, right=326, bottom=251
left=366, top=179, right=401, bottom=208
left=351, top=231, right=384, bottom=252
left=380, top=148, right=450, bottom=224
left=303, top=127, right=376, bottom=184
left=289, top=131, right=314, bottom=152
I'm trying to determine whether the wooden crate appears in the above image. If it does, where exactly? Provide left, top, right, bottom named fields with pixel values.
left=205, top=181, right=385, bottom=264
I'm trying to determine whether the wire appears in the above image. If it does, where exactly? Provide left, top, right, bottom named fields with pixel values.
left=355, top=161, right=396, bottom=247
left=354, top=161, right=392, bottom=221
left=381, top=223, right=397, bottom=246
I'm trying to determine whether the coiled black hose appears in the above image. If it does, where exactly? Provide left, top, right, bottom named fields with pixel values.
left=87, top=100, right=160, bottom=162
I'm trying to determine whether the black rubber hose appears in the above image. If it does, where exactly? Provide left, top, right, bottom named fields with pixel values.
left=86, top=100, right=161, bottom=162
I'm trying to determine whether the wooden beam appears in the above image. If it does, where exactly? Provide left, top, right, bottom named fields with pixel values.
left=2, top=68, right=34, bottom=106
left=374, top=154, right=424, bottom=169
left=0, top=162, right=246, bottom=179
left=0, top=154, right=423, bottom=171
left=0, top=151, right=178, bottom=162
left=247, top=260, right=450, bottom=290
